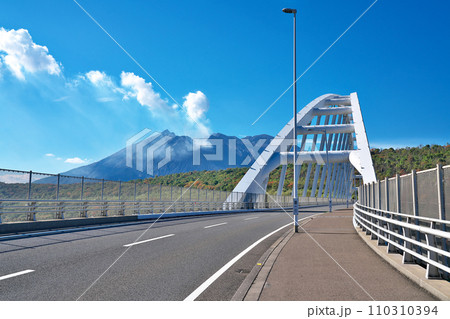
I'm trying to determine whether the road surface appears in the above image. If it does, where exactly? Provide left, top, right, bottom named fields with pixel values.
left=0, top=207, right=330, bottom=300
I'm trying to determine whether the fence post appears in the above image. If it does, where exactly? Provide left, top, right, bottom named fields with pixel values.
left=411, top=170, right=418, bottom=217
left=160, top=184, right=162, bottom=201
left=28, top=170, right=32, bottom=200
left=148, top=183, right=150, bottom=202
left=81, top=176, right=84, bottom=200
left=101, top=179, right=105, bottom=201
left=385, top=177, right=389, bottom=211
left=377, top=181, right=381, bottom=209
left=56, top=174, right=60, bottom=200
left=411, top=170, right=421, bottom=255
left=436, top=164, right=446, bottom=221
left=119, top=181, right=122, bottom=200
left=436, top=164, right=448, bottom=268
left=134, top=181, right=137, bottom=201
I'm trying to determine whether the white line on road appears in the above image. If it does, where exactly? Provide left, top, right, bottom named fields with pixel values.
left=204, top=222, right=227, bottom=229
left=123, top=234, right=175, bottom=247
left=184, top=214, right=318, bottom=301
left=244, top=217, right=260, bottom=221
left=0, top=269, right=35, bottom=281
left=185, top=222, right=292, bottom=301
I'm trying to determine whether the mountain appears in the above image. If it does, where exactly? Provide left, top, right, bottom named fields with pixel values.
left=40, top=130, right=274, bottom=183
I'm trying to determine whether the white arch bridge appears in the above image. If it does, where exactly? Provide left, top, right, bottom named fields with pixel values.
left=227, top=92, right=376, bottom=204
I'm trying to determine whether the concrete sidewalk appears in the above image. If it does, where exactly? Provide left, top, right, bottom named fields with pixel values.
left=255, top=209, right=436, bottom=301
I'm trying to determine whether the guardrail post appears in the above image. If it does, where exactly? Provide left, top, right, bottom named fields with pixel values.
left=425, top=222, right=440, bottom=278
left=386, top=214, right=396, bottom=253
left=160, top=184, right=162, bottom=201
left=120, top=202, right=125, bottom=216
left=81, top=201, right=88, bottom=218
left=436, top=164, right=448, bottom=269
left=119, top=181, right=122, bottom=200
left=402, top=217, right=414, bottom=263
left=27, top=201, right=36, bottom=221
left=147, top=183, right=150, bottom=201
left=102, top=202, right=108, bottom=217
left=135, top=202, right=140, bottom=215
left=56, top=201, right=64, bottom=219
left=0, top=201, right=3, bottom=223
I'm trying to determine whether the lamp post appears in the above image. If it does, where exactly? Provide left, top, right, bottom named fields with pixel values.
left=282, top=7, right=299, bottom=232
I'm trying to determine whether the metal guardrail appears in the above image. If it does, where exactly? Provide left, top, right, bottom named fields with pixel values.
left=0, top=197, right=347, bottom=223
left=354, top=202, right=450, bottom=279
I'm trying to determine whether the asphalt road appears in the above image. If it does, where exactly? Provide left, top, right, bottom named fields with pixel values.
left=0, top=207, right=329, bottom=301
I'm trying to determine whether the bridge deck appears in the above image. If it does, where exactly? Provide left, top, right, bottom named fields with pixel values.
left=259, top=209, right=436, bottom=301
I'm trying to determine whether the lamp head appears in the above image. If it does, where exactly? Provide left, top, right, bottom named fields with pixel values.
left=282, top=8, right=297, bottom=14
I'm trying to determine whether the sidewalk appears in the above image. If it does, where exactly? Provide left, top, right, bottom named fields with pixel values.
left=255, top=209, right=436, bottom=301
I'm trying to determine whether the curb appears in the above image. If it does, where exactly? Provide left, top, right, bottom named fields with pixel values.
left=231, top=214, right=321, bottom=301
left=354, top=223, right=450, bottom=301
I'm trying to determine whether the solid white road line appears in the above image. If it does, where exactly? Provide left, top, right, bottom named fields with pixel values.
left=184, top=222, right=293, bottom=301
left=244, top=217, right=260, bottom=221
left=0, top=269, right=35, bottom=281
left=123, top=234, right=175, bottom=247
left=204, top=222, right=227, bottom=229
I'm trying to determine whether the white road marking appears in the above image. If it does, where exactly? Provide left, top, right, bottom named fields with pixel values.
left=244, top=217, right=260, bottom=221
left=123, top=234, right=175, bottom=247
left=204, top=222, right=227, bottom=229
left=185, top=222, right=292, bottom=301
left=184, top=214, right=318, bottom=301
left=0, top=269, right=35, bottom=281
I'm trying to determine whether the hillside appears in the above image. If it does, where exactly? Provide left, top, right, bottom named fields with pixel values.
left=141, top=144, right=450, bottom=194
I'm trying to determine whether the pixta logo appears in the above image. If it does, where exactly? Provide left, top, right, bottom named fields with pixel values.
left=126, top=129, right=173, bottom=176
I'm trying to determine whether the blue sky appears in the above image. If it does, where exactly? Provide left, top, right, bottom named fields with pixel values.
left=0, top=0, right=449, bottom=173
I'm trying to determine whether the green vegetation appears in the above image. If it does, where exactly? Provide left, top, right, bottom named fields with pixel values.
left=371, top=144, right=449, bottom=179
left=142, top=144, right=450, bottom=193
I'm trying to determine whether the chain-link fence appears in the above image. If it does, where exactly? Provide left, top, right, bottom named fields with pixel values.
left=0, top=168, right=298, bottom=223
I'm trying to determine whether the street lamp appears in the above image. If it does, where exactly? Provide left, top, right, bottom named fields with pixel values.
left=283, top=7, right=299, bottom=232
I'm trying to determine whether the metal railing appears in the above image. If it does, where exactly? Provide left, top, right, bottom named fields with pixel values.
left=354, top=164, right=450, bottom=279
left=0, top=197, right=349, bottom=223
left=0, top=167, right=346, bottom=223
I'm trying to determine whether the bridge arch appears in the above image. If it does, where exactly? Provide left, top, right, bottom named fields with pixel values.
left=229, top=92, right=376, bottom=202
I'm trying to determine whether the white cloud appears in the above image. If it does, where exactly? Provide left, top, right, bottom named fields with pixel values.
left=45, top=153, right=55, bottom=157
left=0, top=28, right=61, bottom=80
left=183, top=91, right=209, bottom=121
left=120, top=71, right=168, bottom=111
left=65, top=157, right=86, bottom=164
left=85, top=70, right=113, bottom=86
